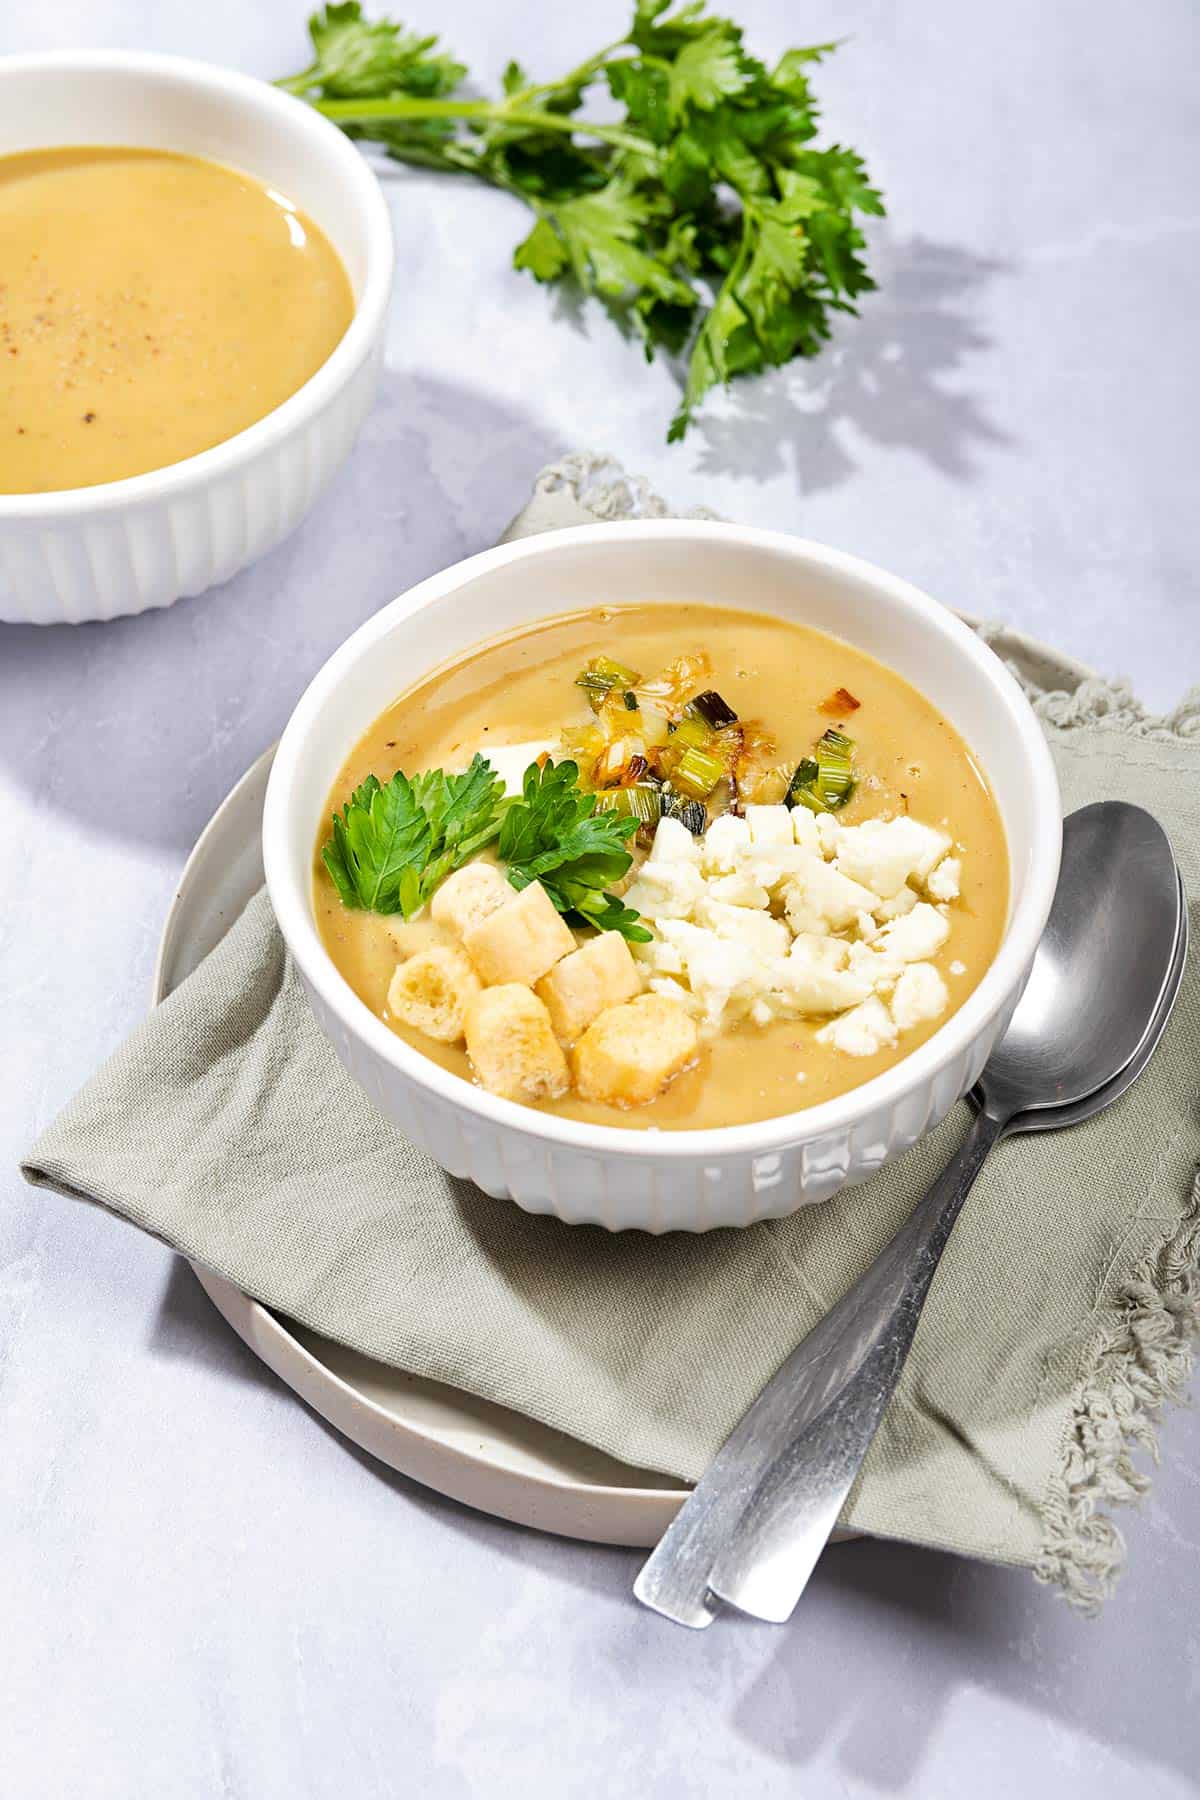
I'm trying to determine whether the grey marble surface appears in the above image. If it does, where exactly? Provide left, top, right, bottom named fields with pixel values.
left=3, top=2, right=1199, bottom=1795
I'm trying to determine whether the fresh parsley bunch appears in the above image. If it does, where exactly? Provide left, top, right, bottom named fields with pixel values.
left=322, top=754, right=651, bottom=940
left=280, top=1, right=884, bottom=438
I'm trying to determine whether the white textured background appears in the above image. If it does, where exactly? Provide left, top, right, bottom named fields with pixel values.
left=2, top=3, right=1198, bottom=1796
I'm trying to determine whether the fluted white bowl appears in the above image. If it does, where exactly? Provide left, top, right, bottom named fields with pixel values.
left=263, top=522, right=1062, bottom=1231
left=0, top=51, right=392, bottom=624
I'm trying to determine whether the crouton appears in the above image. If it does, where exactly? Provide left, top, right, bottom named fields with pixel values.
left=573, top=993, right=700, bottom=1107
left=430, top=862, right=513, bottom=940
left=463, top=985, right=570, bottom=1103
left=387, top=947, right=481, bottom=1043
left=462, top=879, right=576, bottom=986
left=535, top=931, right=643, bottom=1044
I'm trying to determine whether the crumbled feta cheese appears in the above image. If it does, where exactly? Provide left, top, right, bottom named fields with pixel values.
left=701, top=813, right=751, bottom=873
left=874, top=884, right=919, bottom=921
left=817, top=996, right=899, bottom=1057
left=834, top=816, right=951, bottom=898
left=623, top=860, right=705, bottom=921
left=782, top=854, right=879, bottom=934
left=647, top=815, right=700, bottom=866
left=891, top=963, right=950, bottom=1029
left=875, top=901, right=951, bottom=965
left=658, top=923, right=764, bottom=1029
left=772, top=945, right=874, bottom=1015
left=694, top=899, right=791, bottom=958
left=707, top=868, right=770, bottom=909
left=745, top=805, right=794, bottom=849
left=633, top=811, right=965, bottom=1058
left=634, top=936, right=687, bottom=978
left=926, top=856, right=962, bottom=902
left=791, top=807, right=820, bottom=852
left=814, top=814, right=842, bottom=859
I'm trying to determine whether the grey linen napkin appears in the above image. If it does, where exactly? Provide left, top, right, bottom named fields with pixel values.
left=23, top=456, right=1200, bottom=1610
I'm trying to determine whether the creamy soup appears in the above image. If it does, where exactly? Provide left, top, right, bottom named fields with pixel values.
left=314, top=605, right=1009, bottom=1130
left=0, top=147, right=354, bottom=492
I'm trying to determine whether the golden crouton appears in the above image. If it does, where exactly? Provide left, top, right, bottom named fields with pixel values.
left=534, top=931, right=644, bottom=1044
left=387, top=947, right=481, bottom=1043
left=462, top=879, right=576, bottom=987
left=573, top=993, right=699, bottom=1108
left=430, top=862, right=513, bottom=940
left=463, top=984, right=570, bottom=1103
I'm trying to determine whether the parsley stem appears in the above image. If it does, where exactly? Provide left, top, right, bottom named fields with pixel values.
left=515, top=38, right=633, bottom=104
left=312, top=96, right=656, bottom=159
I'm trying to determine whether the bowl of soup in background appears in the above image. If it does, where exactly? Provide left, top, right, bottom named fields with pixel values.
left=0, top=51, right=392, bottom=624
left=263, top=520, right=1063, bottom=1232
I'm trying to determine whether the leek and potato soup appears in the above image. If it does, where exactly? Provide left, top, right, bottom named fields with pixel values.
left=0, top=148, right=354, bottom=492
left=314, top=605, right=1009, bottom=1131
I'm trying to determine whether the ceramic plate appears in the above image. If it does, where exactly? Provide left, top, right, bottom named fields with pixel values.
left=153, top=747, right=691, bottom=1546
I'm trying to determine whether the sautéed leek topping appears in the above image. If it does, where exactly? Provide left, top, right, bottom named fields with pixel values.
left=314, top=604, right=1009, bottom=1131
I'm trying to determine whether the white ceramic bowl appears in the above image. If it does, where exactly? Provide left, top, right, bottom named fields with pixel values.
left=0, top=51, right=392, bottom=625
left=264, top=521, right=1062, bottom=1232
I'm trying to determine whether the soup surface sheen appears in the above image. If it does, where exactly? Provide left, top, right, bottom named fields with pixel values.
left=0, top=147, right=354, bottom=492
left=315, top=605, right=1010, bottom=1131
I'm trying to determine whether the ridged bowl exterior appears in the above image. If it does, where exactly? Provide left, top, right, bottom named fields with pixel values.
left=0, top=52, right=393, bottom=626
left=0, top=347, right=383, bottom=624
left=264, top=520, right=1062, bottom=1234
left=298, top=963, right=1024, bottom=1232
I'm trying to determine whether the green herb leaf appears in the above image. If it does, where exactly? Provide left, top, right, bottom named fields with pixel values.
left=321, top=752, right=506, bottom=916
left=499, top=759, right=650, bottom=940
left=667, top=29, right=749, bottom=118
left=289, top=1, right=465, bottom=98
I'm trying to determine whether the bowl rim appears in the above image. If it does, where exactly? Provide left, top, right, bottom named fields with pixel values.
left=263, top=518, right=1063, bottom=1160
left=0, top=48, right=393, bottom=519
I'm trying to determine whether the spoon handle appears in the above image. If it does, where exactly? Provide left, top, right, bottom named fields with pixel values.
left=635, top=1104, right=1006, bottom=1628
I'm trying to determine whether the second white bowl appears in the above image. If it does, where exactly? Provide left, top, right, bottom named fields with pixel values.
left=0, top=51, right=393, bottom=625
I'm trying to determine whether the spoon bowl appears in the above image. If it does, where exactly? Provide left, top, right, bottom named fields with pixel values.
left=983, top=801, right=1183, bottom=1120
left=1011, top=869, right=1187, bottom=1134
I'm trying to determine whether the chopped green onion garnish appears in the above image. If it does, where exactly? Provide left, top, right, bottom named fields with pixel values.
left=575, top=656, right=643, bottom=712
left=672, top=714, right=715, bottom=752
left=688, top=689, right=739, bottom=730
left=663, top=793, right=707, bottom=835
left=786, top=731, right=858, bottom=813
left=594, top=784, right=663, bottom=826
left=673, top=745, right=726, bottom=800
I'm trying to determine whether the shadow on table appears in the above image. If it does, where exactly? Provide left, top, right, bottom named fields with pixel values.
left=149, top=1257, right=283, bottom=1393
left=731, top=1531, right=1195, bottom=1792
left=0, top=371, right=562, bottom=856
left=688, top=235, right=1013, bottom=495
left=151, top=1255, right=1195, bottom=1791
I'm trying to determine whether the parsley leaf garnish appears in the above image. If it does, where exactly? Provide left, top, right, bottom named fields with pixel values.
left=498, top=759, right=653, bottom=942
left=322, top=752, right=506, bottom=917
left=279, top=2, right=883, bottom=438
left=322, top=753, right=651, bottom=941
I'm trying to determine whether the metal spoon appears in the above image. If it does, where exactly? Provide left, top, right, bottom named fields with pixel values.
left=635, top=802, right=1186, bottom=1629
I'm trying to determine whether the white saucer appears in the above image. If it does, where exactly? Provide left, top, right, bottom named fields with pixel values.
left=153, top=747, right=689, bottom=1547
